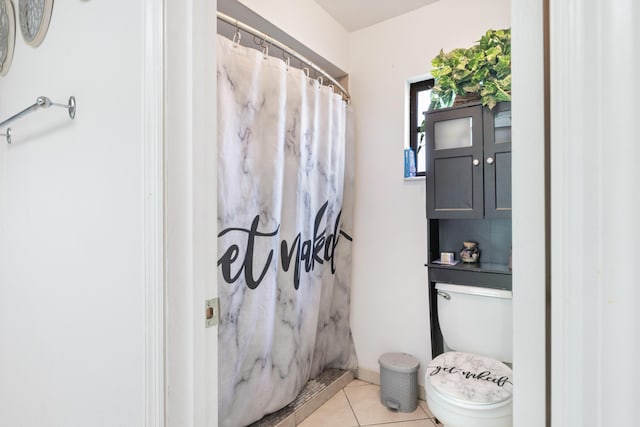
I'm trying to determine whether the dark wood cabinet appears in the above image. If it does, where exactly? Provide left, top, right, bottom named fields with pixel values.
left=424, top=101, right=512, bottom=358
left=425, top=102, right=511, bottom=219
left=483, top=102, right=512, bottom=218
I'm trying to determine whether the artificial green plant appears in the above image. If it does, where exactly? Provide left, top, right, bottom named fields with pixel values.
left=430, top=28, right=511, bottom=110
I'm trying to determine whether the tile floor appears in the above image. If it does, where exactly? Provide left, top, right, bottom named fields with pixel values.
left=298, top=379, right=438, bottom=427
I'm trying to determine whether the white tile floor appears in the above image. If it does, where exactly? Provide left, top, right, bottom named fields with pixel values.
left=298, top=379, right=438, bottom=427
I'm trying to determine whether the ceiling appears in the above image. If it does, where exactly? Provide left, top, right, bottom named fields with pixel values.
left=313, top=0, right=440, bottom=32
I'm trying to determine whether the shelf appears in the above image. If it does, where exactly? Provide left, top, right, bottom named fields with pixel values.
left=427, top=262, right=512, bottom=290
left=427, top=261, right=511, bottom=275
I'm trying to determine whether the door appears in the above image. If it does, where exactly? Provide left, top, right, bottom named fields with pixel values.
left=426, top=104, right=484, bottom=218
left=484, top=102, right=512, bottom=218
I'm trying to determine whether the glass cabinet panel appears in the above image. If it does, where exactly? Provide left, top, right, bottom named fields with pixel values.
left=493, top=110, right=511, bottom=144
left=426, top=104, right=484, bottom=219
left=434, top=117, right=473, bottom=150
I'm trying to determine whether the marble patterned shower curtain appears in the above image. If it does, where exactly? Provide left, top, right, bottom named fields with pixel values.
left=216, top=35, right=357, bottom=427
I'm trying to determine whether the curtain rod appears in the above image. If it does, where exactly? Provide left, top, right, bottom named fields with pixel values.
left=216, top=11, right=351, bottom=102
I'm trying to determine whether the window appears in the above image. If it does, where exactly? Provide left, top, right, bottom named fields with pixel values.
left=409, top=78, right=434, bottom=176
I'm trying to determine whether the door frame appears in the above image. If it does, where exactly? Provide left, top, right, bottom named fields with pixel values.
left=511, top=1, right=548, bottom=426
left=143, top=0, right=166, bottom=425
left=145, top=0, right=218, bottom=426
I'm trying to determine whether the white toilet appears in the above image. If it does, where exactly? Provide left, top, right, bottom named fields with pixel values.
left=426, top=283, right=513, bottom=427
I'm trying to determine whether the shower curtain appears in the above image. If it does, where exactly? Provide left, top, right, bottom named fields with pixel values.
left=216, top=35, right=357, bottom=427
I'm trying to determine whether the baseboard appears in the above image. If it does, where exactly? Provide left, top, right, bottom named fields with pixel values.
left=356, top=366, right=380, bottom=385
left=418, top=382, right=426, bottom=401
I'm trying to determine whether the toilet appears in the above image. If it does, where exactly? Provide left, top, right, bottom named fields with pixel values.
left=426, top=283, right=513, bottom=427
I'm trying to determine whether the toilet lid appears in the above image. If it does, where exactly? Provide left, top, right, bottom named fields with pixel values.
left=426, top=352, right=513, bottom=405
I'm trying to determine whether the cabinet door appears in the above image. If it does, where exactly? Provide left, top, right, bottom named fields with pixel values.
left=483, top=102, right=512, bottom=218
left=426, top=104, right=484, bottom=218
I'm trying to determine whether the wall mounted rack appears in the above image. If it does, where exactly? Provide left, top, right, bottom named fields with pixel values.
left=0, top=95, right=76, bottom=144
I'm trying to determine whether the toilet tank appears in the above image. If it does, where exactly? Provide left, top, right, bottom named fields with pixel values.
left=435, top=282, right=513, bottom=363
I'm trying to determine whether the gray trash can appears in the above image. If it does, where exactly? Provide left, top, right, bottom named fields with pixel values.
left=378, top=352, right=419, bottom=412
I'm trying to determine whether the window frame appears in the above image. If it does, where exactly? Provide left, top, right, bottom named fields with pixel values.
left=409, top=78, right=435, bottom=176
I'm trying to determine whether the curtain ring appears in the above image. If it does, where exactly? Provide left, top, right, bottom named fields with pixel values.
left=303, top=67, right=310, bottom=78
left=282, top=51, right=291, bottom=70
left=262, top=44, right=269, bottom=59
left=317, top=76, right=323, bottom=85
left=328, top=84, right=334, bottom=93
left=232, top=29, right=241, bottom=45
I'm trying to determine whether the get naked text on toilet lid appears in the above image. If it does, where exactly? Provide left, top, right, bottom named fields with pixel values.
left=426, top=351, right=513, bottom=405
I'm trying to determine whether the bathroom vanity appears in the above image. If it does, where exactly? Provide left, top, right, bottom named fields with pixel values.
left=424, top=101, right=512, bottom=357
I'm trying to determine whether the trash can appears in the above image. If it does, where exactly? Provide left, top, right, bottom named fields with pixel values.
left=378, top=352, right=419, bottom=412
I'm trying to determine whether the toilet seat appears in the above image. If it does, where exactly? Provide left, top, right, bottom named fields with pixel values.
left=426, top=351, right=513, bottom=406
left=425, top=352, right=513, bottom=427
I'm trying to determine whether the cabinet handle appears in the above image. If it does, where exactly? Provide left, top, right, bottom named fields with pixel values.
left=486, top=156, right=494, bottom=165
left=473, top=158, right=480, bottom=166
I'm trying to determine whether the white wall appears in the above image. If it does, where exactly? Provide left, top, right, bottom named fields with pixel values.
left=348, top=0, right=511, bottom=389
left=0, top=2, right=146, bottom=425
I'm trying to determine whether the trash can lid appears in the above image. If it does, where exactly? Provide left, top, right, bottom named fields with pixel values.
left=378, top=352, right=420, bottom=373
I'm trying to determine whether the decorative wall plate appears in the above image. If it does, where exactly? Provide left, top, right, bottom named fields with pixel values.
left=0, top=0, right=16, bottom=75
left=19, top=0, right=53, bottom=47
